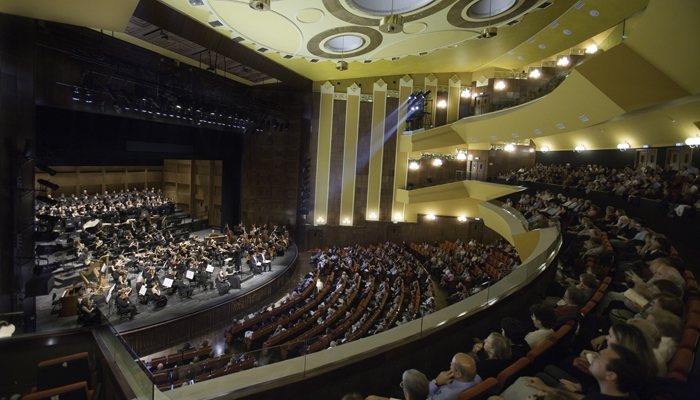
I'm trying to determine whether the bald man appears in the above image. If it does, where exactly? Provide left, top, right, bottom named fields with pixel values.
left=428, top=353, right=482, bottom=400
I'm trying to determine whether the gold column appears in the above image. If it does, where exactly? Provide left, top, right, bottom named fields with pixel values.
left=392, top=75, right=413, bottom=222
left=340, top=83, right=361, bottom=225
left=425, top=74, right=438, bottom=129
left=366, top=79, right=387, bottom=221
left=447, top=75, right=461, bottom=124
left=314, top=81, right=334, bottom=225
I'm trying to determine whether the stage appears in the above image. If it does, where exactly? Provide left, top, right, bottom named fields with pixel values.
left=34, top=228, right=298, bottom=344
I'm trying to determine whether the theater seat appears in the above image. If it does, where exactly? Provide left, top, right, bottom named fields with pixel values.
left=456, top=377, right=500, bottom=400
left=496, top=357, right=532, bottom=390
left=666, top=348, right=695, bottom=382
left=22, top=381, right=94, bottom=400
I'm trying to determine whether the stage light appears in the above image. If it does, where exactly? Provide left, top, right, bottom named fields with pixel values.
left=36, top=195, right=57, bottom=206
left=249, top=0, right=271, bottom=11
left=72, top=88, right=80, bottom=101
left=37, top=179, right=59, bottom=191
left=35, top=163, right=57, bottom=176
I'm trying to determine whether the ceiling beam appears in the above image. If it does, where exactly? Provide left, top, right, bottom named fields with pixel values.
left=133, top=0, right=312, bottom=91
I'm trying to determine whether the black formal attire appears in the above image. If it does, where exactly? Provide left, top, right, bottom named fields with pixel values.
left=116, top=296, right=138, bottom=318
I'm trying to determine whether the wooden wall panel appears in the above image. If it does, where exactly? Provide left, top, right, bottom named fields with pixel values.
left=35, top=165, right=164, bottom=199
left=353, top=101, right=373, bottom=224
left=380, top=98, right=399, bottom=221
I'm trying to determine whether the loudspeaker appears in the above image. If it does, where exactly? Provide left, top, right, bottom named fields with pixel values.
left=25, top=273, right=55, bottom=297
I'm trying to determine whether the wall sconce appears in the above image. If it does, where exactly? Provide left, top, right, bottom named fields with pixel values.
left=456, top=149, right=468, bottom=161
left=432, top=159, right=443, bottom=166
left=494, top=81, right=506, bottom=90
left=426, top=214, right=436, bottom=220
left=342, top=218, right=351, bottom=225
left=574, top=144, right=586, bottom=153
left=557, top=56, right=569, bottom=66
left=529, top=69, right=541, bottom=78
left=617, top=142, right=630, bottom=151
left=394, top=213, right=403, bottom=221
left=316, top=216, right=325, bottom=224
left=368, top=212, right=377, bottom=220
left=437, top=100, right=447, bottom=108
left=457, top=215, right=467, bottom=222
left=586, top=44, right=598, bottom=54
left=409, top=159, right=420, bottom=170
left=504, top=144, right=515, bottom=152
left=529, top=148, right=535, bottom=153
left=468, top=154, right=474, bottom=160
left=686, top=135, right=700, bottom=148
left=540, top=146, right=549, bottom=153
left=461, top=88, right=471, bottom=98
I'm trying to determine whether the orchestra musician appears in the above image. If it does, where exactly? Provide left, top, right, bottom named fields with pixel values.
left=215, top=270, right=231, bottom=296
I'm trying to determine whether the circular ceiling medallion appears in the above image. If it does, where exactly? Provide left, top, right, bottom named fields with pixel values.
left=347, top=0, right=437, bottom=15
left=448, top=0, right=537, bottom=29
left=403, top=22, right=427, bottom=34
left=467, top=0, right=517, bottom=19
left=296, top=8, right=325, bottom=23
left=308, top=26, right=383, bottom=59
left=325, top=35, right=365, bottom=52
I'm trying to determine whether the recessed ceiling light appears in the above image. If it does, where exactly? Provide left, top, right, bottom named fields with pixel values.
left=550, top=22, right=559, bottom=28
left=590, top=10, right=599, bottom=16
left=491, top=136, right=498, bottom=140
left=563, top=29, right=572, bottom=35
left=527, top=38, right=536, bottom=43
left=534, top=129, right=542, bottom=134
left=471, top=138, right=477, bottom=142
left=517, top=56, right=524, bottom=60
left=539, top=44, right=546, bottom=49
left=574, top=2, right=585, bottom=9
left=507, top=50, right=515, bottom=55
left=512, top=133, right=519, bottom=137
left=557, top=123, right=565, bottom=129
left=579, top=115, right=589, bottom=122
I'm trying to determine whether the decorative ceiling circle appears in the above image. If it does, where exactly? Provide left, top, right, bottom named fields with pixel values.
left=403, top=22, right=428, bottom=34
left=296, top=8, right=325, bottom=23
left=323, top=0, right=454, bottom=26
left=448, top=0, right=537, bottom=29
left=347, top=0, right=437, bottom=15
left=307, top=26, right=383, bottom=59
left=466, top=0, right=517, bottom=19
left=325, top=35, right=366, bottom=52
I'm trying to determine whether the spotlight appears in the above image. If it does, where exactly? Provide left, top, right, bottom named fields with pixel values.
left=72, top=88, right=80, bottom=101
left=249, top=0, right=270, bottom=11
left=35, top=163, right=56, bottom=176
left=85, top=91, right=93, bottom=104
left=37, top=179, right=59, bottom=191
left=379, top=14, right=404, bottom=34
left=36, top=195, right=57, bottom=206
left=335, top=60, right=348, bottom=71
left=160, top=29, right=169, bottom=40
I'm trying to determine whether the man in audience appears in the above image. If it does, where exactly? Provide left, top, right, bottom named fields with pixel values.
left=425, top=353, right=481, bottom=400
left=366, top=368, right=430, bottom=400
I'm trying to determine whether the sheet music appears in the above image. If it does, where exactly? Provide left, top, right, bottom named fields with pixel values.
left=163, top=278, right=173, bottom=288
left=105, top=285, right=115, bottom=303
left=139, top=286, right=147, bottom=296
left=206, top=265, right=214, bottom=273
left=101, top=263, right=107, bottom=273
left=186, top=270, right=195, bottom=280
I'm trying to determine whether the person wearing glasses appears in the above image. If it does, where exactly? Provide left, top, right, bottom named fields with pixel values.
left=365, top=369, right=429, bottom=400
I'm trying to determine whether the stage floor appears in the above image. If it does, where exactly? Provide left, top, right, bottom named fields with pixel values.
left=34, top=229, right=298, bottom=334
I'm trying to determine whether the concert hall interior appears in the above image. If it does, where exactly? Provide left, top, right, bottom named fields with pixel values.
left=1, top=0, right=699, bottom=399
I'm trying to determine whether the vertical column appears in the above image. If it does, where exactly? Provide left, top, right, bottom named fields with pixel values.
left=392, top=75, right=413, bottom=222
left=340, top=83, right=360, bottom=225
left=366, top=79, right=386, bottom=221
left=425, top=74, right=438, bottom=129
left=447, top=75, right=461, bottom=124
left=314, top=81, right=334, bottom=224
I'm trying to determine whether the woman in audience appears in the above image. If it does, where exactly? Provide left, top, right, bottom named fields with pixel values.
left=525, top=304, right=556, bottom=349
left=646, top=309, right=682, bottom=363
left=501, top=317, right=530, bottom=360
left=625, top=318, right=666, bottom=377
left=473, top=332, right=513, bottom=380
